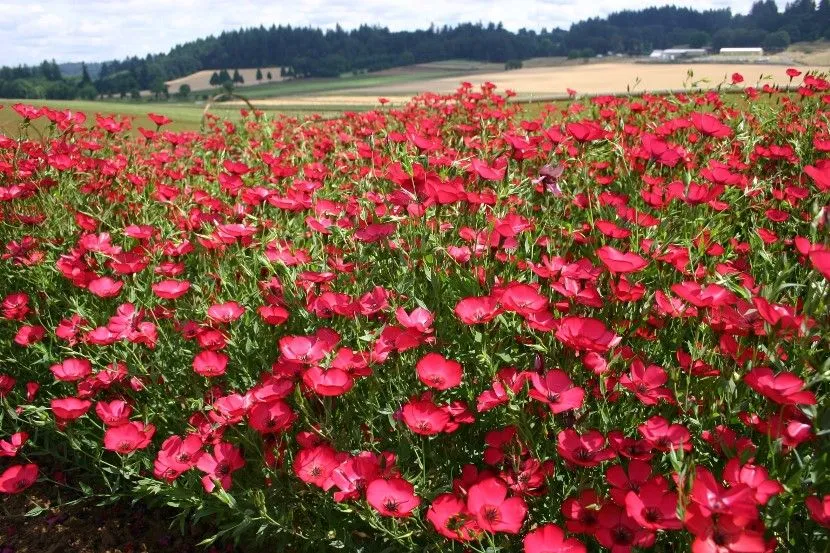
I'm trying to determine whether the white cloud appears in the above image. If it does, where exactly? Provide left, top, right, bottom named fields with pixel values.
left=0, top=0, right=782, bottom=65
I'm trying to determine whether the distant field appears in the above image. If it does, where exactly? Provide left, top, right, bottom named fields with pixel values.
left=3, top=58, right=827, bottom=136
left=165, top=67, right=286, bottom=92
left=331, top=61, right=830, bottom=99
left=171, top=62, right=496, bottom=100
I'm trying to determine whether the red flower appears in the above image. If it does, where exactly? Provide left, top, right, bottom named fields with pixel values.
left=151, top=279, right=190, bottom=299
left=258, top=304, right=289, bottom=325
left=329, top=451, right=387, bottom=502
left=401, top=398, right=450, bottom=435
left=804, top=160, right=830, bottom=192
left=745, top=367, right=816, bottom=405
left=690, top=112, right=732, bottom=138
left=13, top=325, right=45, bottom=346
left=279, top=328, right=340, bottom=364
left=197, top=442, right=246, bottom=492
left=523, top=523, right=586, bottom=553
left=562, top=489, right=604, bottom=534
left=641, top=134, right=683, bottom=167
left=466, top=477, right=528, bottom=534
left=416, top=353, right=463, bottom=390
left=103, top=421, right=155, bottom=454
left=454, top=296, right=501, bottom=324
left=685, top=504, right=767, bottom=553
left=557, top=429, right=616, bottom=467
left=501, top=283, right=549, bottom=315
left=595, top=504, right=655, bottom=552
left=731, top=72, right=744, bottom=84
left=192, top=350, right=228, bottom=377
left=470, top=157, right=506, bottom=181
left=555, top=317, right=621, bottom=353
left=88, top=276, right=123, bottom=298
left=638, top=416, right=691, bottom=452
left=395, top=306, right=435, bottom=333
left=0, top=464, right=38, bottom=494
left=95, top=399, right=133, bottom=426
left=619, top=359, right=674, bottom=406
left=207, top=301, right=245, bottom=323
left=50, top=358, right=92, bottom=382
left=248, top=399, right=296, bottom=433
left=147, top=113, right=172, bottom=126
left=805, top=495, right=830, bottom=528
left=154, top=434, right=204, bottom=482
left=0, top=432, right=28, bottom=457
left=624, top=478, right=682, bottom=530
left=51, top=397, right=92, bottom=421
left=294, top=445, right=340, bottom=490
left=596, top=246, right=648, bottom=274
left=426, top=493, right=480, bottom=541
left=302, top=366, right=354, bottom=396
left=689, top=467, right=758, bottom=523
left=528, top=370, right=584, bottom=413
left=722, top=459, right=782, bottom=505
left=366, top=477, right=420, bottom=517
left=2, top=292, right=30, bottom=320
left=606, top=459, right=652, bottom=505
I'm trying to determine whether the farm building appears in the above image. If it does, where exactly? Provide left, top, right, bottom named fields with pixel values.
left=648, top=48, right=707, bottom=61
left=719, top=47, right=763, bottom=55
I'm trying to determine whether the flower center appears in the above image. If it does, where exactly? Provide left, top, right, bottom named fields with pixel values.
left=611, top=525, right=634, bottom=545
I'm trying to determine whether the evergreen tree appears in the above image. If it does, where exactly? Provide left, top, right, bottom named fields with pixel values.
left=256, top=67, right=263, bottom=80
left=209, top=71, right=220, bottom=86
left=232, top=69, right=243, bottom=83
left=81, top=62, right=92, bottom=85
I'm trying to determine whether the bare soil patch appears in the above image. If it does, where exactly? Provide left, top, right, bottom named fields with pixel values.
left=166, top=68, right=285, bottom=92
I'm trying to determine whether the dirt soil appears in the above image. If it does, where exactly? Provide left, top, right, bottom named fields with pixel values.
left=0, top=484, right=241, bottom=553
left=165, top=68, right=285, bottom=92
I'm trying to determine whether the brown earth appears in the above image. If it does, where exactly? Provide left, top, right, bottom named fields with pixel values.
left=0, top=484, right=240, bottom=553
left=165, top=68, right=285, bottom=92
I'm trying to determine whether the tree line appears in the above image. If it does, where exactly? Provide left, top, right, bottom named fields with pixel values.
left=1, top=0, right=828, bottom=101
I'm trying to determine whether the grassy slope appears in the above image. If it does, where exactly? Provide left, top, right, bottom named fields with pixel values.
left=226, top=70, right=474, bottom=99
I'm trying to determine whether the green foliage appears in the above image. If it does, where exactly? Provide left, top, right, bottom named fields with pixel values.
left=763, top=30, right=791, bottom=52
left=177, top=83, right=191, bottom=99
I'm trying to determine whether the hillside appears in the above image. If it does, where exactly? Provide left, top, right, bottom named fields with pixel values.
left=165, top=67, right=285, bottom=92
left=2, top=1, right=830, bottom=101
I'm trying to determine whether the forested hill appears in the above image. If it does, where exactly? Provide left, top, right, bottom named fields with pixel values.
left=2, top=0, right=829, bottom=100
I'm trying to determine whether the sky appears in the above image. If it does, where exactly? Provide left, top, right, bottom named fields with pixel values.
left=0, top=0, right=784, bottom=66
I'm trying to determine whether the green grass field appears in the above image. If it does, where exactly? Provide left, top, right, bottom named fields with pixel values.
left=0, top=98, right=345, bottom=137
left=232, top=70, right=460, bottom=99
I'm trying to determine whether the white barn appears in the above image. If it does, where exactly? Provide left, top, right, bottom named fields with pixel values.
left=720, top=47, right=763, bottom=55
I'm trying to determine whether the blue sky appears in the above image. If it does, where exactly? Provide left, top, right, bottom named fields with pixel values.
left=0, top=0, right=783, bottom=66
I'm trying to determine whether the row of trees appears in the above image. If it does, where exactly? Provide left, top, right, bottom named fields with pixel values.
left=1, top=1, right=829, bottom=100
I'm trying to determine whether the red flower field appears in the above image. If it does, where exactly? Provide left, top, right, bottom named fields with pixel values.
left=0, top=74, right=828, bottom=552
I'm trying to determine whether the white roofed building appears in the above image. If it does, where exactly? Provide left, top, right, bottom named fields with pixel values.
left=719, top=47, right=763, bottom=55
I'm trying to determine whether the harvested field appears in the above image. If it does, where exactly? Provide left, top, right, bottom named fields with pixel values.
left=165, top=67, right=285, bottom=92
left=309, top=61, right=830, bottom=99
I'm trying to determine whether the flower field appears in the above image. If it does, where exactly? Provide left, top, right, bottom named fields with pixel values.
left=0, top=73, right=828, bottom=552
